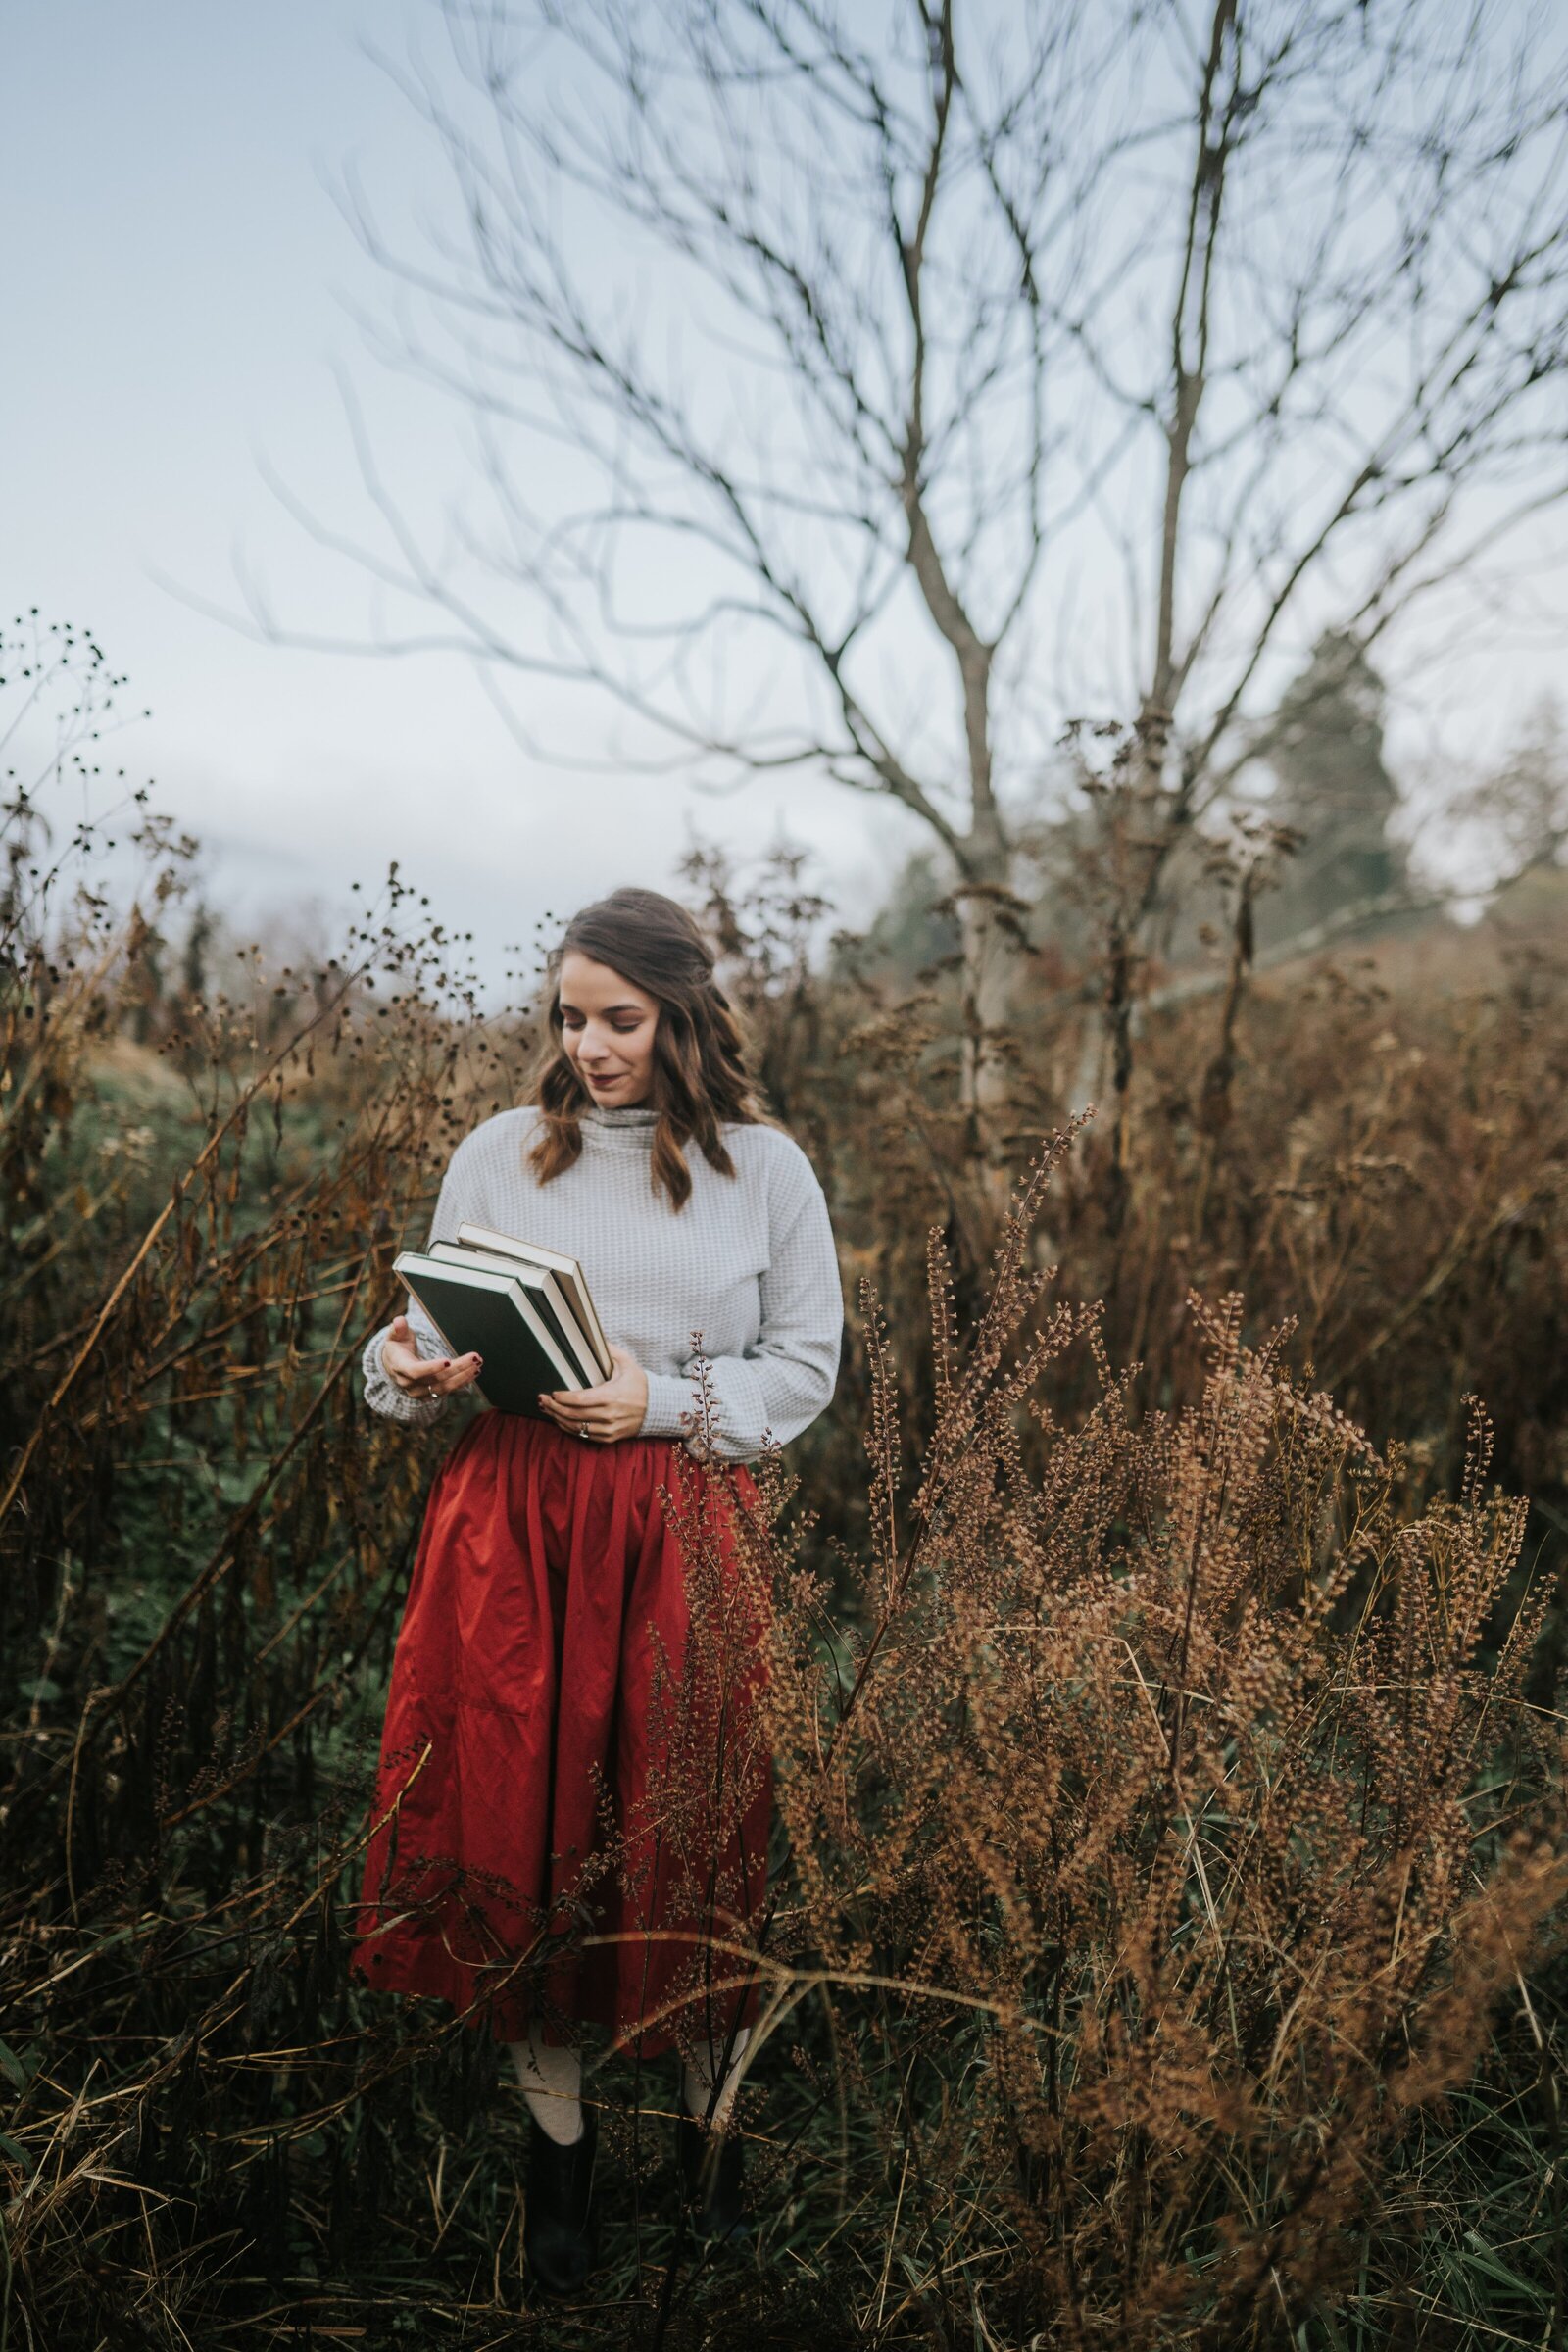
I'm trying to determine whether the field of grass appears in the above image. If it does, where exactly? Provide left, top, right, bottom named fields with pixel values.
left=3, top=808, right=1567, bottom=2349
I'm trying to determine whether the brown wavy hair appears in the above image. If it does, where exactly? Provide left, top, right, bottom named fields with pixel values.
left=527, top=887, right=767, bottom=1209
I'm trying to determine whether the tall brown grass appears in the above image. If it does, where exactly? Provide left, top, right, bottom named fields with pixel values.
left=734, top=1204, right=1566, bottom=2343
left=2, top=768, right=1565, bottom=2345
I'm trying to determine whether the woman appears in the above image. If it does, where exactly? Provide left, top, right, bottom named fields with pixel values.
left=350, top=887, right=841, bottom=2293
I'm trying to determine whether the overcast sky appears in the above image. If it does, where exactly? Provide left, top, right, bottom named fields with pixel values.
left=7, top=1, right=1564, bottom=994
left=5, top=0, right=910, bottom=993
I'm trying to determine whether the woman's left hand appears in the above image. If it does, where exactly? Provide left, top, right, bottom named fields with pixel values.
left=538, top=1345, right=649, bottom=1445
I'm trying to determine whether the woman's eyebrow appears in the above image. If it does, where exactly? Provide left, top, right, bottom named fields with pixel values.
left=561, top=999, right=648, bottom=1016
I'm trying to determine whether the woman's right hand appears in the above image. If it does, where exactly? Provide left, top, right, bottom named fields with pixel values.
left=379, top=1315, right=482, bottom=1401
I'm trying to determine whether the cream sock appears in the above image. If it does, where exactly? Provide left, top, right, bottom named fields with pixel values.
left=682, top=2024, right=752, bottom=2132
left=509, top=2023, right=584, bottom=2146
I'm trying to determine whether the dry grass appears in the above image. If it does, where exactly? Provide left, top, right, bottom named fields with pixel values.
left=1, top=802, right=1566, bottom=2348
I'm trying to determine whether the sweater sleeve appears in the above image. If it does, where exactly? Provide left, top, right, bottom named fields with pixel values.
left=361, top=1126, right=493, bottom=1427
left=638, top=1147, right=842, bottom=1462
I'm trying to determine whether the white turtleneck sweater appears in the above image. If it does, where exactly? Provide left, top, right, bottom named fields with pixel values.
left=360, top=1103, right=842, bottom=1462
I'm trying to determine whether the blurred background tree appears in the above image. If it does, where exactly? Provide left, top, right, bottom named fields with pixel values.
left=1463, top=696, right=1568, bottom=894
left=1250, top=631, right=1408, bottom=955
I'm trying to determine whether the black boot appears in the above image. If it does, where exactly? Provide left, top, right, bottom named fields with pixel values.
left=523, top=2103, right=599, bottom=2298
left=677, top=2090, right=748, bottom=2245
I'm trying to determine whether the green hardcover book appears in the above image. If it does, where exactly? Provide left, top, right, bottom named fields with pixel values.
left=392, top=1251, right=589, bottom=1419
left=428, top=1241, right=598, bottom=1383
left=456, top=1223, right=613, bottom=1380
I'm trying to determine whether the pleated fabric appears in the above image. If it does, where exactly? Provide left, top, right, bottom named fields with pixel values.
left=349, top=1412, right=771, bottom=2057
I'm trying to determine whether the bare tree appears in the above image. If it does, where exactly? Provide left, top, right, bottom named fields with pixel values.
left=1453, top=694, right=1568, bottom=887
left=265, top=0, right=1568, bottom=1183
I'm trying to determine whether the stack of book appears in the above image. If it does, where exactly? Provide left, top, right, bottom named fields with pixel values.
left=393, top=1224, right=612, bottom=1417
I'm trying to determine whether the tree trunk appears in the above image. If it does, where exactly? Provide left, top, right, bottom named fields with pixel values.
left=955, top=849, right=1031, bottom=1216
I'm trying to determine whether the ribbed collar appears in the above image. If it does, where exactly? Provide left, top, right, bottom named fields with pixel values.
left=579, top=1104, right=659, bottom=1152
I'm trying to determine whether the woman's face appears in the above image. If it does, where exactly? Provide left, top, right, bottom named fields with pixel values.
left=559, top=949, right=661, bottom=1107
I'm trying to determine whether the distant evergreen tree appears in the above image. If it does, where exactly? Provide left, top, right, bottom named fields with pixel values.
left=1255, top=631, right=1406, bottom=950
left=836, top=849, right=961, bottom=986
left=181, top=901, right=216, bottom=1005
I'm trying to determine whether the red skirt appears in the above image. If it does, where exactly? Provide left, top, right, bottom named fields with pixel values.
left=349, top=1411, right=772, bottom=2056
